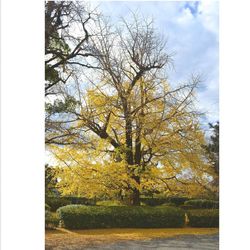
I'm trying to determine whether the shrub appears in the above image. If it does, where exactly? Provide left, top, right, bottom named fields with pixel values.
left=45, top=203, right=51, bottom=211
left=139, top=198, right=166, bottom=206
left=140, top=197, right=189, bottom=206
left=179, top=205, right=194, bottom=210
left=46, top=197, right=71, bottom=212
left=66, top=197, right=96, bottom=206
left=167, top=197, right=189, bottom=206
left=184, top=199, right=219, bottom=209
left=160, top=202, right=176, bottom=207
left=187, top=209, right=219, bottom=227
left=45, top=211, right=60, bottom=229
left=96, top=200, right=124, bottom=206
left=57, top=205, right=185, bottom=229
left=46, top=196, right=96, bottom=211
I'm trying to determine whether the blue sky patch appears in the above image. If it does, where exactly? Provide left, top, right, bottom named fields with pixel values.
left=184, top=1, right=200, bottom=16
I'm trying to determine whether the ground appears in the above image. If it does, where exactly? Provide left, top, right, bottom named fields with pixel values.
left=45, top=228, right=219, bottom=250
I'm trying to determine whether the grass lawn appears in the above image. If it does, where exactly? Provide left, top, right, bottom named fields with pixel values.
left=46, top=227, right=219, bottom=249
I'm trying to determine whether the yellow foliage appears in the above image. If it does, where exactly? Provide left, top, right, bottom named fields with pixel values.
left=48, top=79, right=217, bottom=199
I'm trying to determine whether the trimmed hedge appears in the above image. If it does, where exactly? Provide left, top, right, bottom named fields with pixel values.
left=140, top=197, right=188, bottom=206
left=139, top=198, right=166, bottom=206
left=65, top=197, right=96, bottom=206
left=96, top=200, right=124, bottom=206
left=46, top=197, right=72, bottom=212
left=179, top=205, right=194, bottom=210
left=45, top=196, right=95, bottom=211
left=184, top=199, right=219, bottom=209
left=57, top=205, right=185, bottom=229
left=160, top=202, right=176, bottom=207
left=167, top=197, right=189, bottom=206
left=187, top=209, right=219, bottom=227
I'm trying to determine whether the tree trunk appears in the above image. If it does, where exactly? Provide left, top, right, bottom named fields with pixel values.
left=131, top=188, right=140, bottom=206
left=130, top=175, right=140, bottom=206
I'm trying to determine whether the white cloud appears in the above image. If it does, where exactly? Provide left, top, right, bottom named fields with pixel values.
left=198, top=1, right=219, bottom=36
left=177, top=5, right=195, bottom=25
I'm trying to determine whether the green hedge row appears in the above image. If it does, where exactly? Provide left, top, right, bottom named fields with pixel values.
left=46, top=196, right=190, bottom=211
left=46, top=197, right=95, bottom=211
left=187, top=209, right=219, bottom=227
left=46, top=197, right=71, bottom=211
left=96, top=200, right=125, bottom=206
left=140, top=197, right=189, bottom=206
left=179, top=205, right=194, bottom=210
left=46, top=196, right=218, bottom=211
left=184, top=199, right=219, bottom=209
left=57, top=205, right=185, bottom=229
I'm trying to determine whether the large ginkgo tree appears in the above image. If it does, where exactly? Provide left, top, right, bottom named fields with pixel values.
left=47, top=13, right=217, bottom=205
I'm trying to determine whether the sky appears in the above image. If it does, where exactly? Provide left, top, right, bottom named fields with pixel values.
left=93, top=0, right=219, bottom=130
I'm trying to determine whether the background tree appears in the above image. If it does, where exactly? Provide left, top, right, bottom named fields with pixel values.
left=48, top=14, right=216, bottom=205
left=45, top=164, right=59, bottom=196
left=205, top=122, right=219, bottom=197
left=45, top=1, right=99, bottom=96
left=45, top=1, right=103, bottom=145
